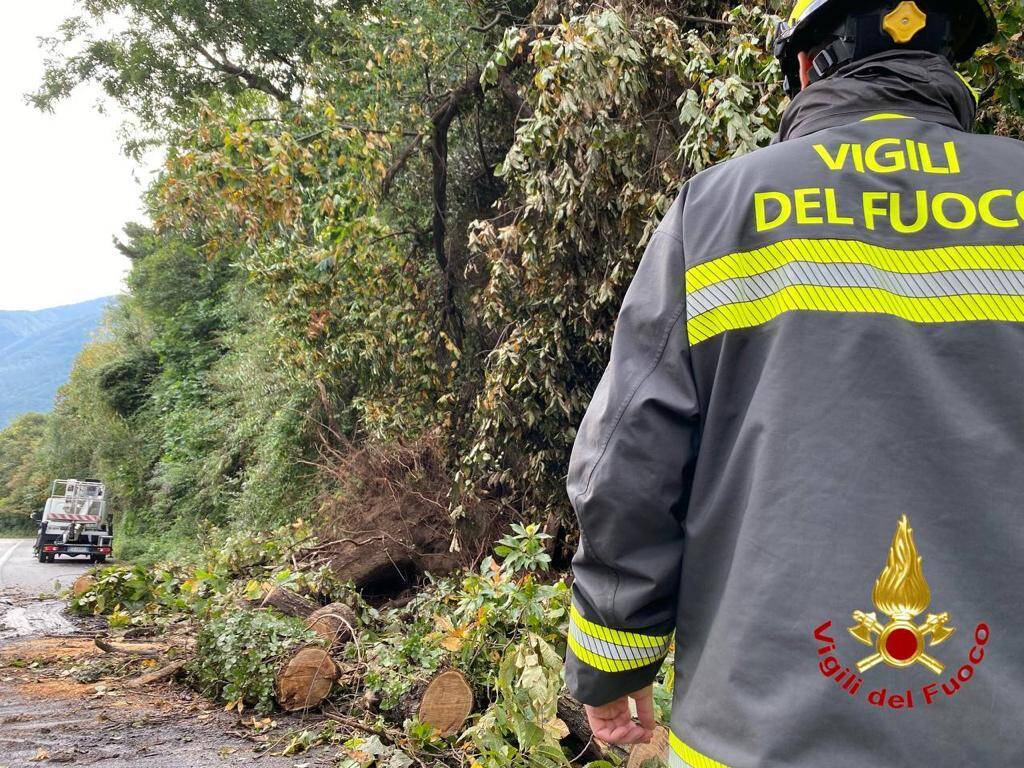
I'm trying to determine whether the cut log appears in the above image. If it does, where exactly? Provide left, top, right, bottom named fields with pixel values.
left=256, top=586, right=318, bottom=619
left=72, top=575, right=96, bottom=597
left=305, top=603, right=358, bottom=646
left=627, top=726, right=670, bottom=768
left=417, top=669, right=473, bottom=737
left=275, top=645, right=338, bottom=712
left=125, top=660, right=187, bottom=688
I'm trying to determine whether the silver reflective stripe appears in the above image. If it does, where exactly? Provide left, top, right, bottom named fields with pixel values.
left=568, top=623, right=669, bottom=663
left=688, top=261, right=1024, bottom=320
left=668, top=750, right=692, bottom=768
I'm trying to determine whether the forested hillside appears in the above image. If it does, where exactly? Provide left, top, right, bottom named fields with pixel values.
left=4, top=1, right=1024, bottom=763
left=0, top=297, right=109, bottom=427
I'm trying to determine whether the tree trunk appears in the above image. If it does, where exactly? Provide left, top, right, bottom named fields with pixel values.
left=305, top=603, right=358, bottom=647
left=255, top=586, right=318, bottom=618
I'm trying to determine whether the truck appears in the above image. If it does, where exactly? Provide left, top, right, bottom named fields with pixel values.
left=33, top=479, right=113, bottom=564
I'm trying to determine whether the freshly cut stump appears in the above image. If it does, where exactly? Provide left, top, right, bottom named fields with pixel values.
left=417, top=669, right=474, bottom=737
left=627, top=726, right=670, bottom=768
left=275, top=645, right=338, bottom=712
left=305, top=603, right=358, bottom=646
left=72, top=575, right=96, bottom=597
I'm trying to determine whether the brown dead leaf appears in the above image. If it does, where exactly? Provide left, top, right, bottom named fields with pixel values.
left=545, top=717, right=570, bottom=740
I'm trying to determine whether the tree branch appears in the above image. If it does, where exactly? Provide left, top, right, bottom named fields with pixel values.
left=155, top=9, right=292, bottom=102
left=469, top=14, right=505, bottom=34
left=382, top=26, right=540, bottom=197
left=428, top=76, right=481, bottom=347
left=677, top=15, right=735, bottom=28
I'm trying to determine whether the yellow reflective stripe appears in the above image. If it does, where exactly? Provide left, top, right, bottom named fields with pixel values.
left=860, top=112, right=913, bottom=121
left=569, top=603, right=673, bottom=650
left=956, top=71, right=981, bottom=105
left=567, top=633, right=666, bottom=673
left=954, top=72, right=978, bottom=105
left=789, top=0, right=818, bottom=24
left=669, top=731, right=732, bottom=768
left=688, top=284, right=1024, bottom=345
left=687, top=239, right=1024, bottom=293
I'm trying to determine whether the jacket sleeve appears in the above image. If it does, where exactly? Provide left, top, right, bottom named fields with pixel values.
left=564, top=219, right=700, bottom=707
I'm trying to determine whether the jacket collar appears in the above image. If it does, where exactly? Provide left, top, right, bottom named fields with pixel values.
left=775, top=50, right=977, bottom=143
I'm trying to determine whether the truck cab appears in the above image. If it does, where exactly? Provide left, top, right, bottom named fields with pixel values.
left=33, top=479, right=113, bottom=564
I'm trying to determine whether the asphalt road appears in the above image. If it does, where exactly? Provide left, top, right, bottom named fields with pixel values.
left=0, top=538, right=90, bottom=592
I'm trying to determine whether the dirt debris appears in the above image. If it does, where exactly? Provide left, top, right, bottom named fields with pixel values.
left=0, top=678, right=316, bottom=767
left=0, top=637, right=97, bottom=665
left=309, top=437, right=501, bottom=602
left=0, top=590, right=331, bottom=767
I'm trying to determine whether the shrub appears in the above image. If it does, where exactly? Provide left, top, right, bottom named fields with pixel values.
left=189, top=608, right=319, bottom=712
left=68, top=564, right=158, bottom=615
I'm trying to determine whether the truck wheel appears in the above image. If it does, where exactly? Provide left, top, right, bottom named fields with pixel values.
left=37, top=550, right=46, bottom=563
left=95, top=555, right=107, bottom=564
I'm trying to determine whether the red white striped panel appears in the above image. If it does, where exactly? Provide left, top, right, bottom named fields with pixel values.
left=48, top=514, right=101, bottom=523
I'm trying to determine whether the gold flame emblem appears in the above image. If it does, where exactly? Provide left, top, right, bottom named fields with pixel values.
left=848, top=515, right=955, bottom=674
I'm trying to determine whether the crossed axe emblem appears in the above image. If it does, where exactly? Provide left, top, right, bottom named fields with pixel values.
left=849, top=610, right=955, bottom=674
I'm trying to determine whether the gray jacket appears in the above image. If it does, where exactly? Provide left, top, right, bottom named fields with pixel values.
left=566, top=51, right=1024, bottom=767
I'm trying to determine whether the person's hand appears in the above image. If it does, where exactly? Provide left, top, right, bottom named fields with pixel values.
left=584, top=685, right=656, bottom=745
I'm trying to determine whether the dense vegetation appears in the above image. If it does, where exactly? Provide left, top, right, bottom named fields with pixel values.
left=6, top=0, right=1024, bottom=549
left=5, top=0, right=1024, bottom=762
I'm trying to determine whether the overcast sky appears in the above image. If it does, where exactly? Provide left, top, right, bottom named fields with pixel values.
left=1, top=4, right=156, bottom=312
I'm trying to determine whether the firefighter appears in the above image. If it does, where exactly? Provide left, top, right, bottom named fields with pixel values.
left=565, top=1, right=1024, bottom=765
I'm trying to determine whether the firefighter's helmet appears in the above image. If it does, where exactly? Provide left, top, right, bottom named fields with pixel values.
left=774, top=0, right=997, bottom=97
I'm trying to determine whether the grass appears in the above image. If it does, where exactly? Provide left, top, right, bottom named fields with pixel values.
left=0, top=515, right=35, bottom=537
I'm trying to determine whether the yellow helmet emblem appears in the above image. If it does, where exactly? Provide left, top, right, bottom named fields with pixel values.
left=883, top=1, right=928, bottom=44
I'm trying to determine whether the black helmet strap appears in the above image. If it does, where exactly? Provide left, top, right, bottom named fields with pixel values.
left=808, top=38, right=856, bottom=86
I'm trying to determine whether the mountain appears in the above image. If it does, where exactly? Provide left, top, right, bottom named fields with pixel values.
left=0, top=297, right=112, bottom=427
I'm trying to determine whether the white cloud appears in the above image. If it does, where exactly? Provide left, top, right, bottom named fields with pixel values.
left=0, top=3, right=158, bottom=311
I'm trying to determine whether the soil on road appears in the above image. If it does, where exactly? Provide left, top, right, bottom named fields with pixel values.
left=0, top=646, right=313, bottom=768
left=0, top=540, right=327, bottom=767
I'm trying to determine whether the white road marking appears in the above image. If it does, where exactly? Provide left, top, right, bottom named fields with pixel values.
left=0, top=540, right=22, bottom=588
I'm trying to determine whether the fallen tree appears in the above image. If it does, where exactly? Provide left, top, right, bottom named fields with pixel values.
left=305, top=602, right=358, bottom=647
left=253, top=586, right=319, bottom=619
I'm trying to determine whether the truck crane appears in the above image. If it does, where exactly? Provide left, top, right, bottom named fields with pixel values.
left=33, top=479, right=113, bottom=564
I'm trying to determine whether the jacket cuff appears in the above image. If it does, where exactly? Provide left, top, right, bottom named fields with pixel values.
left=564, top=602, right=673, bottom=706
